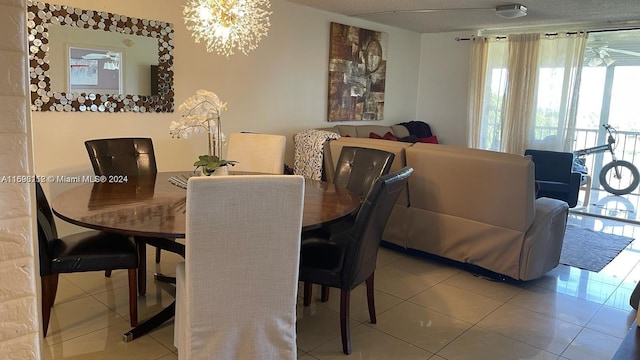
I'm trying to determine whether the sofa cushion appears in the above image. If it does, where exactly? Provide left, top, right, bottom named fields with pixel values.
left=319, top=124, right=410, bottom=139
left=370, top=132, right=422, bottom=144
left=537, top=180, right=570, bottom=193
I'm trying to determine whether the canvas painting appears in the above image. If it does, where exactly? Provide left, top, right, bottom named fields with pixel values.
left=328, top=22, right=387, bottom=122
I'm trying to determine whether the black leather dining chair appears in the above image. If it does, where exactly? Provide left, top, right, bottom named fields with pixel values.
left=309, top=146, right=395, bottom=302
left=84, top=137, right=157, bottom=178
left=334, top=146, right=396, bottom=202
left=309, top=146, right=395, bottom=236
left=85, top=137, right=173, bottom=294
left=36, top=182, right=138, bottom=336
left=299, top=166, right=413, bottom=354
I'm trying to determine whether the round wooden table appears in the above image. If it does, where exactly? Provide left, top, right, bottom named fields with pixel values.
left=52, top=172, right=360, bottom=237
left=51, top=171, right=360, bottom=341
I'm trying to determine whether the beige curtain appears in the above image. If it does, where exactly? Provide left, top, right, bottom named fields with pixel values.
left=467, top=36, right=489, bottom=149
left=469, top=32, right=587, bottom=155
left=502, top=33, right=540, bottom=154
left=533, top=33, right=587, bottom=152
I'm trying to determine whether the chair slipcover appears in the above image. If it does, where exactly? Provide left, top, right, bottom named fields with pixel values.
left=175, top=175, right=304, bottom=359
left=226, top=133, right=286, bottom=174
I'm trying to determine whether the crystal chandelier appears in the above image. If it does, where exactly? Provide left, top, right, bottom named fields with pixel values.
left=183, top=0, right=272, bottom=57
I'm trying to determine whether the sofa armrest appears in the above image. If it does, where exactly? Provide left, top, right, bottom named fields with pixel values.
left=323, top=140, right=335, bottom=183
left=567, top=172, right=582, bottom=207
left=519, top=197, right=569, bottom=280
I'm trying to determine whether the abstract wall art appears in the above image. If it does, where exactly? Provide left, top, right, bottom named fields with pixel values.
left=327, top=22, right=387, bottom=122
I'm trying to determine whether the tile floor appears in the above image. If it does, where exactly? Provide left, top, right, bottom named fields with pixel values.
left=42, top=214, right=640, bottom=359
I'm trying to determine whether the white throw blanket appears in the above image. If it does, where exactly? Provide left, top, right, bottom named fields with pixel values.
left=293, top=129, right=340, bottom=180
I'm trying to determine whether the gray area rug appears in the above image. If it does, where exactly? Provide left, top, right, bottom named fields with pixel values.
left=560, top=224, right=634, bottom=272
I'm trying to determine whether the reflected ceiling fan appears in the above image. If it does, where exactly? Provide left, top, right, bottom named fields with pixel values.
left=586, top=38, right=640, bottom=67
left=81, top=51, right=120, bottom=70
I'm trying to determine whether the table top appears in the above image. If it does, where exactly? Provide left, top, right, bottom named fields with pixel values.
left=51, top=172, right=360, bottom=238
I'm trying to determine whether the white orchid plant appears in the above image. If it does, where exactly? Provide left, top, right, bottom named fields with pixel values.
left=170, top=89, right=237, bottom=175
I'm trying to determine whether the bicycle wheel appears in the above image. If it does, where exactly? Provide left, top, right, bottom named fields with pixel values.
left=599, top=160, right=640, bottom=195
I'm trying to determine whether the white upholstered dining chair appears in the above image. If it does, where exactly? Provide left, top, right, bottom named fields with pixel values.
left=226, top=132, right=286, bottom=174
left=175, top=175, right=304, bottom=360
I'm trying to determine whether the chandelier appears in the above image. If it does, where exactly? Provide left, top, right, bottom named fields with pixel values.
left=183, top=0, right=272, bottom=57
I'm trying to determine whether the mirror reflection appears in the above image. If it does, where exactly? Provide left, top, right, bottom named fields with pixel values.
left=67, top=47, right=123, bottom=95
left=27, top=1, right=174, bottom=113
left=48, top=24, right=160, bottom=96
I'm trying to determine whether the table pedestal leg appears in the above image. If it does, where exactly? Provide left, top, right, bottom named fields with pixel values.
left=155, top=273, right=176, bottom=284
left=123, top=301, right=175, bottom=342
left=125, top=238, right=183, bottom=342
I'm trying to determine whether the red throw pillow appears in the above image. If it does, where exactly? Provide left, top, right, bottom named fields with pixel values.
left=370, top=132, right=398, bottom=141
left=418, top=136, right=439, bottom=144
left=383, top=132, right=398, bottom=141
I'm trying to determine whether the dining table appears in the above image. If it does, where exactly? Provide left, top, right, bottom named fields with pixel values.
left=51, top=171, right=361, bottom=341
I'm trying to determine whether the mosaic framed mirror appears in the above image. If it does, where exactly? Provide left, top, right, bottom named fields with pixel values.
left=27, top=1, right=175, bottom=112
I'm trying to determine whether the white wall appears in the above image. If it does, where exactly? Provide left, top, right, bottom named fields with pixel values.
left=31, top=0, right=422, bottom=206
left=0, top=0, right=41, bottom=357
left=416, top=32, right=472, bottom=146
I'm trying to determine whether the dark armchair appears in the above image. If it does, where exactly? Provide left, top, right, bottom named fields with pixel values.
left=299, top=166, right=413, bottom=354
left=525, top=149, right=582, bottom=208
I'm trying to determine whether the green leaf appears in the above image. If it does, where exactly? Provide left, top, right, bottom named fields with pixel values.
left=192, top=154, right=237, bottom=175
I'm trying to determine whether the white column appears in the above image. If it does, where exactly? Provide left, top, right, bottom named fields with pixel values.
left=0, top=0, right=42, bottom=357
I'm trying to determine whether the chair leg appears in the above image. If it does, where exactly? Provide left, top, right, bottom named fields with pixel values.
left=340, top=289, right=351, bottom=355
left=104, top=270, right=112, bottom=277
left=303, top=282, right=312, bottom=306
left=41, top=274, right=59, bottom=337
left=321, top=286, right=330, bottom=302
left=155, top=247, right=161, bottom=263
left=127, top=268, right=138, bottom=327
left=135, top=238, right=147, bottom=295
left=366, top=273, right=376, bottom=324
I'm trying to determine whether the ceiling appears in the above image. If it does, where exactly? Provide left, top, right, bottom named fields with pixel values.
left=285, top=0, right=640, bottom=34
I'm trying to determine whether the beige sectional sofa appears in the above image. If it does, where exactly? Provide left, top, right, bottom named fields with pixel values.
left=321, top=126, right=569, bottom=281
left=320, top=124, right=411, bottom=139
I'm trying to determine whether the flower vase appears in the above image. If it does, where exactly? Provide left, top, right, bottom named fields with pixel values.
left=212, top=165, right=228, bottom=176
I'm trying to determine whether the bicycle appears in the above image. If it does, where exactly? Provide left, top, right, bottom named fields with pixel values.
left=573, top=124, right=640, bottom=196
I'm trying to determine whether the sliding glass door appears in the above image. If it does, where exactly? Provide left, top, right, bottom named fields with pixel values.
left=574, top=30, right=640, bottom=192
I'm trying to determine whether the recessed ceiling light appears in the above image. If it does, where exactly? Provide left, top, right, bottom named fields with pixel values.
left=495, top=4, right=528, bottom=19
